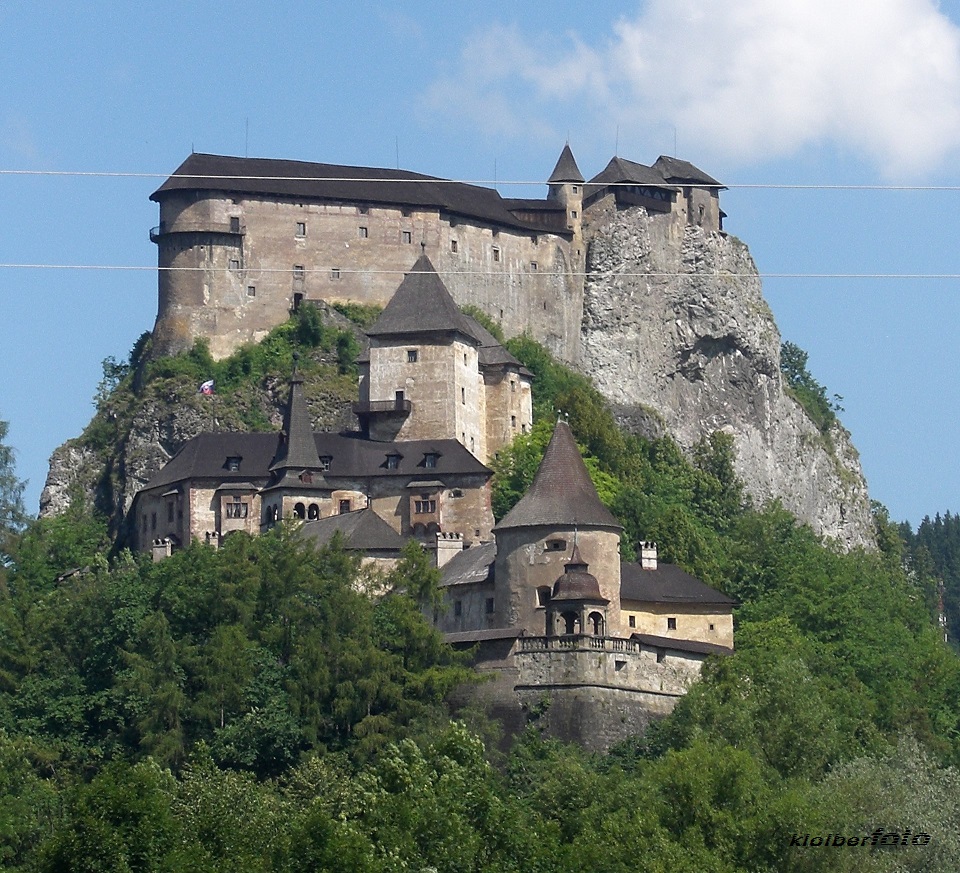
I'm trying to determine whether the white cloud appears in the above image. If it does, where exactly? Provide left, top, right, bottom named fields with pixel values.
left=426, top=0, right=960, bottom=178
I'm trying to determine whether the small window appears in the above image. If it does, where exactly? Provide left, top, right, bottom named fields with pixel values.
left=667, top=617, right=677, bottom=631
left=628, top=615, right=636, bottom=628
left=570, top=210, right=578, bottom=218
left=545, top=539, right=566, bottom=552
left=330, top=267, right=341, bottom=280
left=358, top=226, right=368, bottom=239
left=461, top=387, right=466, bottom=404
left=229, top=259, right=240, bottom=272
left=454, top=600, right=463, bottom=617
left=296, top=221, right=306, bottom=237
left=572, top=185, right=579, bottom=194
left=450, top=239, right=458, bottom=253
left=339, top=499, right=351, bottom=514
left=530, top=261, right=538, bottom=271
left=451, top=488, right=463, bottom=498
left=246, top=285, right=256, bottom=297
left=511, top=415, right=517, bottom=429
left=294, top=503, right=306, bottom=520
left=709, top=623, right=716, bottom=631
left=492, top=246, right=501, bottom=262
left=407, top=349, right=418, bottom=363
left=463, top=352, right=468, bottom=366
left=293, top=265, right=305, bottom=279
left=226, top=456, right=241, bottom=472
left=229, top=216, right=241, bottom=232
left=401, top=230, right=412, bottom=244
left=424, top=453, right=438, bottom=468
left=319, top=456, right=332, bottom=471
left=537, top=587, right=551, bottom=607
left=386, top=454, right=401, bottom=470
left=485, top=598, right=495, bottom=615
left=300, top=471, right=313, bottom=484
left=510, top=380, right=516, bottom=392
left=656, top=649, right=665, bottom=663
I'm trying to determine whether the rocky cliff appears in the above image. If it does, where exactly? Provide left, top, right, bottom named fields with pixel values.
left=579, top=204, right=873, bottom=549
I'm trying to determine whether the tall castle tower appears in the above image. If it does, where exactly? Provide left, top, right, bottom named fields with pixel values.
left=547, top=144, right=585, bottom=267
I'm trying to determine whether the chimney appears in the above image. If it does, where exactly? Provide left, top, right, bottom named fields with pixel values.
left=640, top=541, right=658, bottom=570
left=436, top=531, right=464, bottom=568
left=152, top=537, right=173, bottom=563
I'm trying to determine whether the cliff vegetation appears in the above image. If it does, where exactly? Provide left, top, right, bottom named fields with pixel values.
left=2, top=327, right=959, bottom=870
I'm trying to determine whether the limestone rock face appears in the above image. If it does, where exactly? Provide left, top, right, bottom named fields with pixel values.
left=580, top=206, right=874, bottom=549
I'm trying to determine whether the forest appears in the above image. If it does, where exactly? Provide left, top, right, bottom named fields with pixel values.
left=1, top=311, right=959, bottom=871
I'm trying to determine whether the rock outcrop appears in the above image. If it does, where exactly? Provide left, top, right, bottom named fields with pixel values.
left=580, top=205, right=873, bottom=549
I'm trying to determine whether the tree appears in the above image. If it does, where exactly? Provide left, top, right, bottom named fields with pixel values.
left=0, top=418, right=27, bottom=568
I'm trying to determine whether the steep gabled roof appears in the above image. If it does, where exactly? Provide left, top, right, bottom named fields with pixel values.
left=547, top=144, right=585, bottom=184
left=494, top=421, right=621, bottom=532
left=151, top=153, right=567, bottom=235
left=440, top=541, right=497, bottom=588
left=652, top=155, right=723, bottom=188
left=620, top=561, right=736, bottom=606
left=461, top=315, right=531, bottom=374
left=270, top=362, right=324, bottom=474
left=587, top=156, right=676, bottom=190
left=366, top=255, right=480, bottom=340
left=138, top=432, right=490, bottom=493
left=300, top=508, right=406, bottom=553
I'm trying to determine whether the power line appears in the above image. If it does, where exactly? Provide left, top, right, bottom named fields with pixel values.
left=2, top=263, right=960, bottom=280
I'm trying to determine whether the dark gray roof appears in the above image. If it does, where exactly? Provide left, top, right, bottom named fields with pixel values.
left=366, top=255, right=480, bottom=340
left=444, top=627, right=524, bottom=644
left=548, top=144, right=585, bottom=184
left=652, top=155, right=723, bottom=188
left=503, top=198, right=567, bottom=212
left=300, top=508, right=406, bottom=553
left=461, top=315, right=531, bottom=374
left=620, top=562, right=736, bottom=606
left=140, top=431, right=490, bottom=493
left=151, top=153, right=565, bottom=235
left=494, top=421, right=621, bottom=532
left=587, top=156, right=677, bottom=190
left=632, top=633, right=733, bottom=656
left=440, top=541, right=497, bottom=587
left=270, top=364, right=324, bottom=474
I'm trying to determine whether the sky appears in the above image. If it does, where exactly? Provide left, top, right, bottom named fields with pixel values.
left=3, top=0, right=960, bottom=529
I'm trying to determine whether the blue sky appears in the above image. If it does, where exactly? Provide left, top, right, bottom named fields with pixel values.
left=3, top=0, right=960, bottom=528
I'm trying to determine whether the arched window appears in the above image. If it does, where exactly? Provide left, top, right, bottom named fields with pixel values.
left=308, top=503, right=320, bottom=520
left=588, top=612, right=604, bottom=636
left=536, top=587, right=551, bottom=608
left=293, top=503, right=306, bottom=520
left=561, top=612, right=580, bottom=635
left=272, top=505, right=280, bottom=522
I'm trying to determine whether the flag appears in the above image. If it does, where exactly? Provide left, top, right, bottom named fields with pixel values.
left=199, top=379, right=215, bottom=395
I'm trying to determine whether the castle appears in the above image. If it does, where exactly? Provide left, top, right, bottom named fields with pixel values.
left=131, top=247, right=734, bottom=750
left=149, top=146, right=723, bottom=364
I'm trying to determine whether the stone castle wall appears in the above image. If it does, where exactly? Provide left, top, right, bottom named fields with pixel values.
left=153, top=192, right=581, bottom=362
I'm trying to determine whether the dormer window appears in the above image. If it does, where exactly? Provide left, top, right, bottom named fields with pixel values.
left=386, top=453, right=402, bottom=470
left=300, top=471, right=313, bottom=484
left=319, top=456, right=332, bottom=471
left=226, top=456, right=242, bottom=472
left=423, top=452, right=439, bottom=469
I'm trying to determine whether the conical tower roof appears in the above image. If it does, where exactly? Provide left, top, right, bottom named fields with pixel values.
left=494, top=420, right=621, bottom=531
left=270, top=357, right=323, bottom=473
left=366, top=254, right=479, bottom=341
left=548, top=144, right=584, bottom=184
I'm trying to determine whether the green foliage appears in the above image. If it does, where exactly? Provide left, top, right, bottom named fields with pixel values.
left=780, top=340, right=843, bottom=433
left=332, top=301, right=383, bottom=328
left=0, top=418, right=27, bottom=568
